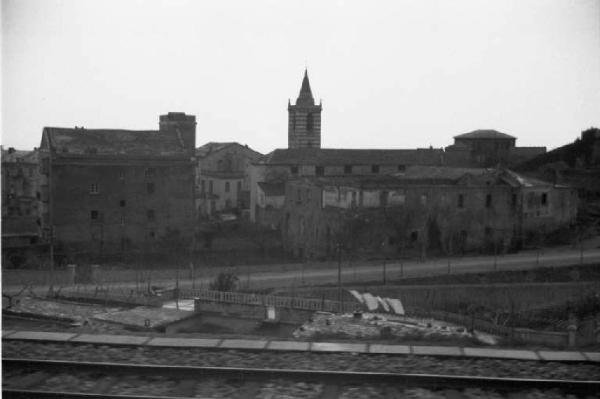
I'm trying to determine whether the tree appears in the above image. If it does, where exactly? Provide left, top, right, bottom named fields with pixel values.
left=209, top=272, right=239, bottom=291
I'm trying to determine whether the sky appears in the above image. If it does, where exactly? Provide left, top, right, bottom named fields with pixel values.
left=2, top=0, right=600, bottom=155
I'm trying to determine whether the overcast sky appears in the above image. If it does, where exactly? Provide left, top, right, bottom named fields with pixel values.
left=2, top=0, right=599, bottom=154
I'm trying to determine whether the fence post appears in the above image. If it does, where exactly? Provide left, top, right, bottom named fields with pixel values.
left=567, top=313, right=577, bottom=348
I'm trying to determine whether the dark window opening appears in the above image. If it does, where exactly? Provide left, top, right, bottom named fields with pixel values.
left=147, top=209, right=155, bottom=221
left=209, top=180, right=213, bottom=193
left=237, top=181, right=242, bottom=192
left=290, top=166, right=299, bottom=175
left=91, top=210, right=99, bottom=220
left=410, top=231, right=419, bottom=242
left=371, top=165, right=380, bottom=173
left=485, top=194, right=492, bottom=208
left=145, top=168, right=156, bottom=178
left=541, top=193, right=548, bottom=206
left=315, top=166, right=324, bottom=176
left=201, top=180, right=205, bottom=193
left=90, top=183, right=99, bottom=194
left=149, top=231, right=156, bottom=239
left=306, top=113, right=314, bottom=132
left=511, top=193, right=517, bottom=209
left=120, top=200, right=126, bottom=207
left=344, top=165, right=353, bottom=174
left=147, top=182, right=155, bottom=194
left=398, top=165, right=406, bottom=172
left=225, top=182, right=230, bottom=192
left=458, top=194, right=464, bottom=208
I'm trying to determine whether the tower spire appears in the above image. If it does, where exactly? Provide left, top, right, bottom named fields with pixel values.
left=296, top=69, right=314, bottom=106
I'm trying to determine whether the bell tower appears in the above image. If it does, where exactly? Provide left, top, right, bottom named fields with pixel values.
left=288, top=69, right=322, bottom=149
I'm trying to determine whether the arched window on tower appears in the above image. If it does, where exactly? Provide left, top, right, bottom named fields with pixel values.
left=292, top=112, right=296, bottom=131
left=306, top=113, right=314, bottom=132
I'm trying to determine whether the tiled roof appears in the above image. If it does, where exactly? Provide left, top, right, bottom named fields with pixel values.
left=43, top=127, right=187, bottom=157
left=260, top=148, right=443, bottom=166
left=293, top=166, right=554, bottom=188
left=196, top=142, right=263, bottom=158
left=454, top=129, right=516, bottom=140
left=196, top=142, right=237, bottom=157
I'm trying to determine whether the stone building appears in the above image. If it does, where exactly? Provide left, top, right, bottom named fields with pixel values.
left=250, top=71, right=548, bottom=227
left=195, top=142, right=262, bottom=217
left=38, top=112, right=197, bottom=258
left=281, top=166, right=577, bottom=259
left=1, top=147, right=43, bottom=266
left=445, top=129, right=546, bottom=167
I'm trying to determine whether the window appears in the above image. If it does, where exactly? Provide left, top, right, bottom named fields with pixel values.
left=398, top=165, right=406, bottom=172
left=237, top=181, right=242, bottom=192
left=149, top=231, right=156, bottom=239
left=371, top=165, right=380, bottom=174
left=147, top=209, right=155, bottom=221
left=290, top=166, right=299, bottom=175
left=201, top=180, right=205, bottom=193
left=209, top=180, right=213, bottom=194
left=120, top=216, right=125, bottom=225
left=315, top=166, right=324, bottom=176
left=118, top=171, right=125, bottom=181
left=541, top=193, right=548, bottom=206
left=410, top=231, right=419, bottom=242
left=91, top=210, right=99, bottom=221
left=306, top=113, right=314, bottom=132
left=306, top=189, right=311, bottom=201
left=225, top=182, right=230, bottom=192
left=457, top=194, right=464, bottom=208
left=344, top=165, right=353, bottom=174
left=145, top=168, right=156, bottom=178
left=297, top=188, right=302, bottom=202
left=420, top=194, right=428, bottom=206
left=147, top=182, right=155, bottom=194
left=119, top=200, right=126, bottom=207
left=90, top=183, right=99, bottom=194
left=511, top=193, right=517, bottom=209
left=486, top=194, right=492, bottom=208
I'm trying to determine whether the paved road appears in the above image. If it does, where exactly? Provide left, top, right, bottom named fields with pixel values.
left=241, top=247, right=600, bottom=289
left=4, top=247, right=600, bottom=295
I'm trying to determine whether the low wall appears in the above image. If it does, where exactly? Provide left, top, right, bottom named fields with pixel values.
left=194, top=298, right=316, bottom=324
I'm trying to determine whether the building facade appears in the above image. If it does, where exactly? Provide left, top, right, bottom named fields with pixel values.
left=38, top=112, right=197, bottom=258
left=195, top=142, right=262, bottom=218
left=281, top=166, right=577, bottom=260
left=445, top=129, right=546, bottom=167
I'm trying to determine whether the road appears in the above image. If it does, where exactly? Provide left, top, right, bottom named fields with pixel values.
left=3, top=247, right=600, bottom=295
left=240, top=247, right=600, bottom=289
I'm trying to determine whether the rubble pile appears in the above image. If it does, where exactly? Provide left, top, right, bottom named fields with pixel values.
left=294, top=311, right=498, bottom=345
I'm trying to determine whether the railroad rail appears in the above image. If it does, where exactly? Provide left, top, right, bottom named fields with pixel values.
left=3, top=358, right=599, bottom=399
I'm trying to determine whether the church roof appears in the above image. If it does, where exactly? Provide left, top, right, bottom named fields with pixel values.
left=295, top=69, right=315, bottom=106
left=260, top=147, right=444, bottom=166
left=454, top=129, right=516, bottom=140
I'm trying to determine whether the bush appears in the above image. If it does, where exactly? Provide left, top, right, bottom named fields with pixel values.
left=209, top=272, right=239, bottom=292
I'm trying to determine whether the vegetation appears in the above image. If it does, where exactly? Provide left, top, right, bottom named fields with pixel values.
left=209, top=272, right=239, bottom=291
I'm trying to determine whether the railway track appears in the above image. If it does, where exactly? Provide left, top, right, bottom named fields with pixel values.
left=3, top=358, right=599, bottom=399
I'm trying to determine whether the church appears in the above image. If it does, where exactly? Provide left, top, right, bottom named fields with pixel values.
left=249, top=70, right=547, bottom=228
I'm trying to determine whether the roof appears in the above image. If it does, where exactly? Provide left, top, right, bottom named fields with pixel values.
left=260, top=148, right=443, bottom=166
left=397, top=165, right=495, bottom=181
left=1, top=217, right=39, bottom=237
left=1, top=147, right=38, bottom=163
left=196, top=142, right=237, bottom=157
left=454, top=129, right=516, bottom=140
left=258, top=182, right=285, bottom=196
left=196, top=142, right=262, bottom=158
left=292, top=166, right=555, bottom=188
left=295, top=69, right=315, bottom=106
left=43, top=127, right=188, bottom=157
